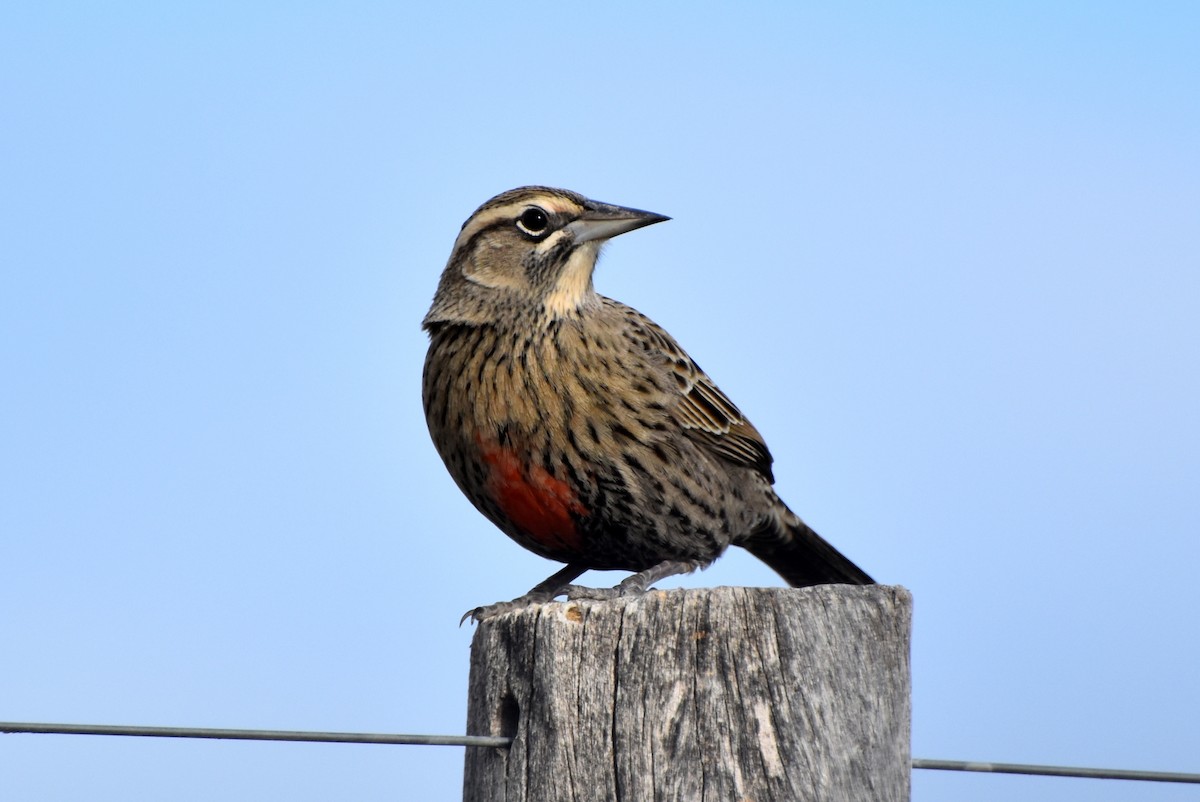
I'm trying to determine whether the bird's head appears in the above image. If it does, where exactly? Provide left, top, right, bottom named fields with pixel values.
left=423, top=186, right=669, bottom=329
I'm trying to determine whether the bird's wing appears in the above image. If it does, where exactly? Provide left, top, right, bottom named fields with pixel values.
left=616, top=302, right=776, bottom=483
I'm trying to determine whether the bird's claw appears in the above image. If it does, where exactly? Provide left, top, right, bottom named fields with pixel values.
left=563, top=581, right=649, bottom=601
left=461, top=598, right=535, bottom=625
left=460, top=589, right=564, bottom=625
left=462, top=578, right=655, bottom=624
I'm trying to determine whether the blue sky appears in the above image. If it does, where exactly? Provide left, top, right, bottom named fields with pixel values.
left=2, top=3, right=1198, bottom=800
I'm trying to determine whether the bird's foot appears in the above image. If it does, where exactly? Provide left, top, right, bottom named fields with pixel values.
left=461, top=578, right=645, bottom=623
left=563, top=571, right=655, bottom=601
left=461, top=563, right=589, bottom=625
left=562, top=584, right=635, bottom=601
left=565, top=559, right=705, bottom=601
left=461, top=589, right=560, bottom=625
left=461, top=561, right=705, bottom=623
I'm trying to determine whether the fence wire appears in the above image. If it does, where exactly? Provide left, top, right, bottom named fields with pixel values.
left=911, top=757, right=1200, bottom=784
left=4, top=721, right=1199, bottom=784
left=0, top=722, right=509, bottom=748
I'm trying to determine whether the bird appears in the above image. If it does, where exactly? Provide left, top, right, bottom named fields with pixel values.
left=422, top=187, right=873, bottom=621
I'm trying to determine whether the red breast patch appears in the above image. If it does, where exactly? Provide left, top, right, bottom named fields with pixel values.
left=477, top=436, right=587, bottom=553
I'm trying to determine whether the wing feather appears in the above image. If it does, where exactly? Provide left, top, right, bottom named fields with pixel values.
left=612, top=301, right=775, bottom=482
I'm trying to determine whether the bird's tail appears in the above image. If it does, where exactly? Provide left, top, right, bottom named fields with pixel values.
left=742, top=508, right=874, bottom=587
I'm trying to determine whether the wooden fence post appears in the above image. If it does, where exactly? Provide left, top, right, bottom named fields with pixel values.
left=463, top=585, right=911, bottom=802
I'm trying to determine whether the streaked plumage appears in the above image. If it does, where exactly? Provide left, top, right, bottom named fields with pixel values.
left=422, top=187, right=872, bottom=620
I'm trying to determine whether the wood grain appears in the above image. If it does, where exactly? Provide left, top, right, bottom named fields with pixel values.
left=464, top=585, right=911, bottom=802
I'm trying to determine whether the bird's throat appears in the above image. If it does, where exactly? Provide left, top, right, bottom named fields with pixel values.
left=541, top=243, right=600, bottom=319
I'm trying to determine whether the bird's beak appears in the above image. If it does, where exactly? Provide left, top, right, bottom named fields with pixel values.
left=565, top=201, right=670, bottom=245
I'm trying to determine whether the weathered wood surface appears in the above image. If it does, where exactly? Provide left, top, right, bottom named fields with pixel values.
left=463, top=585, right=911, bottom=802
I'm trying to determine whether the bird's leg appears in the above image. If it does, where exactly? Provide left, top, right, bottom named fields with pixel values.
left=564, top=559, right=706, bottom=601
left=461, top=562, right=589, bottom=624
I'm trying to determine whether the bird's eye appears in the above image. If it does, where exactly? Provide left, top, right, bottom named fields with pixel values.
left=516, top=207, right=550, bottom=236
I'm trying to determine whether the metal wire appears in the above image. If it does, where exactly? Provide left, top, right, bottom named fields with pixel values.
left=912, top=758, right=1200, bottom=784
left=5, top=722, right=1200, bottom=784
left=0, top=722, right=511, bottom=748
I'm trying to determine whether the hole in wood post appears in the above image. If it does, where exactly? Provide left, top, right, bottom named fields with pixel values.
left=497, top=691, right=519, bottom=741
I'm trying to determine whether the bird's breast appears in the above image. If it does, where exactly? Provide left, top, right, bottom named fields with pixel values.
left=472, top=432, right=588, bottom=554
